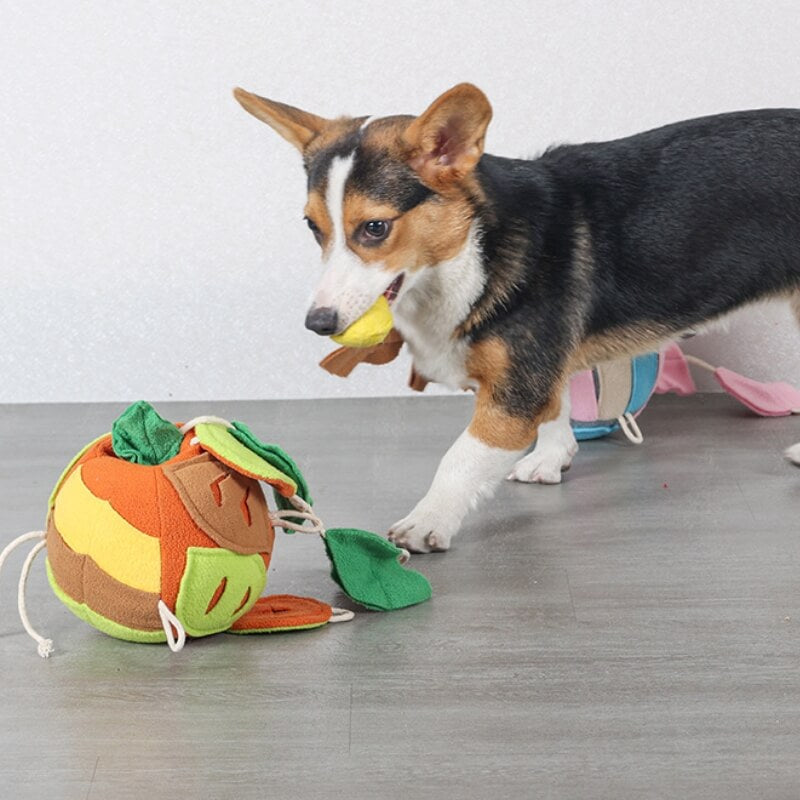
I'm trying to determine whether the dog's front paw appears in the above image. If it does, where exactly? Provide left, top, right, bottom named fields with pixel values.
left=388, top=506, right=459, bottom=553
left=507, top=441, right=577, bottom=484
left=786, top=442, right=800, bottom=466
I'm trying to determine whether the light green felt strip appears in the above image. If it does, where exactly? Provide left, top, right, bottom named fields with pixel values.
left=174, top=547, right=266, bottom=638
left=231, top=422, right=312, bottom=510
left=46, top=560, right=167, bottom=644
left=195, top=423, right=297, bottom=496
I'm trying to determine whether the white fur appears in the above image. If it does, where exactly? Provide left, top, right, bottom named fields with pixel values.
left=311, top=154, right=399, bottom=330
left=388, top=430, right=524, bottom=552
left=392, top=223, right=485, bottom=390
left=386, top=225, right=514, bottom=551
left=507, top=386, right=577, bottom=484
left=786, top=442, right=800, bottom=466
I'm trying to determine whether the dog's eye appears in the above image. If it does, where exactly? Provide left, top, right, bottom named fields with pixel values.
left=305, top=216, right=322, bottom=243
left=359, top=219, right=392, bottom=245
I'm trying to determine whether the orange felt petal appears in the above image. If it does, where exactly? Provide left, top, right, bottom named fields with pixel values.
left=228, top=595, right=332, bottom=632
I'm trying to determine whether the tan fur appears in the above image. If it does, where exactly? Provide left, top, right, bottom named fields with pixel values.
left=361, top=115, right=415, bottom=157
left=304, top=116, right=364, bottom=158
left=236, top=86, right=489, bottom=276
left=466, top=338, right=560, bottom=449
left=568, top=323, right=676, bottom=373
left=343, top=191, right=474, bottom=272
left=303, top=190, right=333, bottom=244
left=571, top=285, right=800, bottom=373
left=233, top=88, right=331, bottom=152
left=341, top=113, right=482, bottom=272
left=402, top=83, right=492, bottom=196
left=791, top=290, right=800, bottom=327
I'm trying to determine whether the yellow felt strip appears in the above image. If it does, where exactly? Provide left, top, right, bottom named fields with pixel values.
left=53, top=466, right=161, bottom=593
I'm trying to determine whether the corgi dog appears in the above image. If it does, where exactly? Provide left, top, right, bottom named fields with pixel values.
left=234, top=83, right=800, bottom=552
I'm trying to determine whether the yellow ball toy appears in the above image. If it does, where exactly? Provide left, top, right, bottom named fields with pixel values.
left=331, top=296, right=393, bottom=348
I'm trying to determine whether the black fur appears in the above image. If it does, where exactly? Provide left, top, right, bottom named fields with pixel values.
left=348, top=149, right=433, bottom=212
left=305, top=131, right=361, bottom=191
left=467, top=110, right=800, bottom=419
left=306, top=117, right=433, bottom=213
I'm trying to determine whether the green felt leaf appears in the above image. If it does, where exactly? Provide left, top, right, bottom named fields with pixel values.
left=194, top=423, right=297, bottom=496
left=231, top=422, right=312, bottom=518
left=111, top=401, right=183, bottom=466
left=323, top=528, right=432, bottom=611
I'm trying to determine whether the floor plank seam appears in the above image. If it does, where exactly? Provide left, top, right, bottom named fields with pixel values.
left=732, top=475, right=757, bottom=523
left=85, top=756, right=99, bottom=800
left=348, top=683, right=353, bottom=756
left=564, top=568, right=577, bottom=622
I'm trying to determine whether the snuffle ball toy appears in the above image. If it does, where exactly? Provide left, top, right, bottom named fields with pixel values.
left=1, top=402, right=431, bottom=657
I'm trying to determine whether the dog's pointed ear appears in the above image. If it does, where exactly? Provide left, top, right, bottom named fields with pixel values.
left=233, top=88, right=330, bottom=152
left=403, top=83, right=492, bottom=192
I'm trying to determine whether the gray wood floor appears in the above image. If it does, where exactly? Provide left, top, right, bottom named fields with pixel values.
left=1, top=395, right=798, bottom=799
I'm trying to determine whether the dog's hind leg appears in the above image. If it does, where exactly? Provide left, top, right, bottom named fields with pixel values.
left=786, top=291, right=800, bottom=466
left=507, top=385, right=577, bottom=484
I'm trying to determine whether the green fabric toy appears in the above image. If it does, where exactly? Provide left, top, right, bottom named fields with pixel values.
left=1, top=402, right=431, bottom=657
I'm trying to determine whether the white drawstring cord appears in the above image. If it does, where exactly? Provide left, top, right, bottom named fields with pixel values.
left=683, top=354, right=717, bottom=373
left=685, top=355, right=799, bottom=414
left=19, top=540, right=53, bottom=658
left=269, top=495, right=327, bottom=535
left=178, top=415, right=234, bottom=435
left=617, top=412, right=644, bottom=445
left=1, top=531, right=53, bottom=658
left=158, top=600, right=186, bottom=653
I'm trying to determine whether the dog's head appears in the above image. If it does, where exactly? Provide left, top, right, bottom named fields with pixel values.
left=233, top=83, right=492, bottom=336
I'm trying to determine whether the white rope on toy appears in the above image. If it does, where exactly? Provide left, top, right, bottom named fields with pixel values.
left=684, top=354, right=800, bottom=414
left=178, top=415, right=234, bottom=435
left=269, top=495, right=411, bottom=564
left=19, top=540, right=53, bottom=658
left=617, top=412, right=644, bottom=445
left=269, top=495, right=327, bottom=535
left=157, top=600, right=186, bottom=653
left=0, top=531, right=53, bottom=658
left=683, top=354, right=717, bottom=373
left=267, top=500, right=360, bottom=626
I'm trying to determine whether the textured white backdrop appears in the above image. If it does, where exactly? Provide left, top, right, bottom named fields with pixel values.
left=1, top=0, right=799, bottom=403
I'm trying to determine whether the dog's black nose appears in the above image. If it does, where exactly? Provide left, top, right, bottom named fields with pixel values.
left=305, top=306, right=339, bottom=336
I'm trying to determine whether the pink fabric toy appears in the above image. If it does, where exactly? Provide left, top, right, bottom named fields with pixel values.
left=567, top=341, right=800, bottom=445
left=655, top=342, right=800, bottom=416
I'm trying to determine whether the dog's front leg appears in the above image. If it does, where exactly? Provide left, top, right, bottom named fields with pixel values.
left=388, top=388, right=556, bottom=552
left=388, top=429, right=526, bottom=552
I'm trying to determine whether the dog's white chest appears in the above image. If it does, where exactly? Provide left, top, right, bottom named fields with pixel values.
left=393, top=227, right=484, bottom=391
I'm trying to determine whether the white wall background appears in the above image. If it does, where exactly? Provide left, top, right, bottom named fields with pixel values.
left=1, top=0, right=799, bottom=403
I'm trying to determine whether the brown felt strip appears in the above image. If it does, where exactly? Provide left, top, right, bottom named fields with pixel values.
left=46, top=517, right=162, bottom=631
left=362, top=329, right=404, bottom=364
left=163, top=453, right=273, bottom=556
left=319, top=347, right=371, bottom=377
left=408, top=368, right=429, bottom=392
left=319, top=329, right=404, bottom=377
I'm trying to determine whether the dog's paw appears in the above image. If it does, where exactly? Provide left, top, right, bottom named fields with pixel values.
left=785, top=442, right=800, bottom=466
left=388, top=506, right=459, bottom=553
left=507, top=441, right=577, bottom=484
